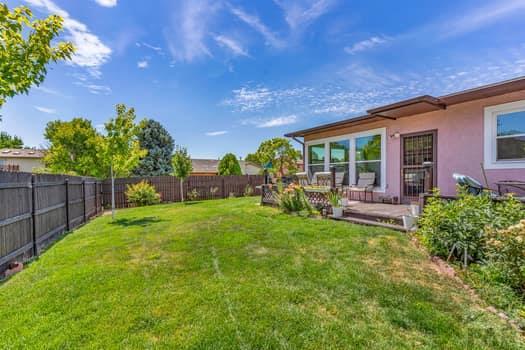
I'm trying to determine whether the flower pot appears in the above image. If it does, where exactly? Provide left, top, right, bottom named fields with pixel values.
left=402, top=215, right=417, bottom=231
left=332, top=207, right=343, bottom=218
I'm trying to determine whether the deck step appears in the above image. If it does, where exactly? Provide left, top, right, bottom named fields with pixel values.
left=329, top=215, right=406, bottom=232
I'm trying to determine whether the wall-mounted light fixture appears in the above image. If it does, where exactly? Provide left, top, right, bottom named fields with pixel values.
left=390, top=131, right=401, bottom=139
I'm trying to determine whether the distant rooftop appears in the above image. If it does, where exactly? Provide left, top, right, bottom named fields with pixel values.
left=191, top=159, right=261, bottom=174
left=0, top=149, right=45, bottom=158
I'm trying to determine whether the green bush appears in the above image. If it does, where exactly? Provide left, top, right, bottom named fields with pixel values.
left=277, top=183, right=314, bottom=216
left=486, top=220, right=525, bottom=292
left=418, top=188, right=524, bottom=263
left=244, top=185, right=254, bottom=197
left=187, top=188, right=199, bottom=201
left=125, top=181, right=161, bottom=206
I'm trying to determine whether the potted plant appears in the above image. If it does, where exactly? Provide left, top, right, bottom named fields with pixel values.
left=328, top=191, right=343, bottom=218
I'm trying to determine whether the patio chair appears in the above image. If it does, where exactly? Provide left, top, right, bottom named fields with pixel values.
left=312, top=171, right=332, bottom=187
left=347, top=172, right=375, bottom=202
left=295, top=172, right=310, bottom=187
left=334, top=172, right=345, bottom=189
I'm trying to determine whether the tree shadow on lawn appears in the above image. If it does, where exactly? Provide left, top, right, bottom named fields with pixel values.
left=110, top=216, right=164, bottom=227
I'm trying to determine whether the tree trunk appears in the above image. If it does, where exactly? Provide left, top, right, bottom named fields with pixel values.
left=180, top=178, right=184, bottom=202
left=111, top=162, right=116, bottom=220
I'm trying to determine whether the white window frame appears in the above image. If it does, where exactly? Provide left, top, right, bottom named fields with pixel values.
left=305, top=127, right=387, bottom=191
left=484, top=100, right=525, bottom=169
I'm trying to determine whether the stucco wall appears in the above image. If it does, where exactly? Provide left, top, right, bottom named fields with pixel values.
left=304, top=90, right=525, bottom=198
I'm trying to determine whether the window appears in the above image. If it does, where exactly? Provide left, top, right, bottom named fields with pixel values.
left=305, top=128, right=386, bottom=190
left=308, top=143, right=325, bottom=177
left=355, top=135, right=381, bottom=186
left=496, top=111, right=525, bottom=160
left=330, top=140, right=349, bottom=185
left=484, top=100, right=525, bottom=169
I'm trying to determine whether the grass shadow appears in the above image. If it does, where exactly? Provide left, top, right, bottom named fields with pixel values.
left=111, top=216, right=164, bottom=227
left=183, top=201, right=202, bottom=206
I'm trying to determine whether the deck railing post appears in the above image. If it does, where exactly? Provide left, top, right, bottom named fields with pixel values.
left=65, top=178, right=70, bottom=231
left=31, top=175, right=38, bottom=257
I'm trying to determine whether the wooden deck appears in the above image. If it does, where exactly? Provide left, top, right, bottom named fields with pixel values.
left=332, top=201, right=413, bottom=231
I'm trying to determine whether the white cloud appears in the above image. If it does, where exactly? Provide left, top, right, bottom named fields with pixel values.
left=205, top=130, right=228, bottom=136
left=25, top=0, right=112, bottom=75
left=34, top=106, right=56, bottom=114
left=440, top=0, right=525, bottom=38
left=74, top=81, right=112, bottom=95
left=94, top=0, right=117, bottom=7
left=243, top=115, right=298, bottom=128
left=137, top=60, right=149, bottom=69
left=273, top=0, right=335, bottom=30
left=344, top=36, right=389, bottom=54
left=230, top=7, right=284, bottom=48
left=214, top=35, right=249, bottom=56
left=166, top=0, right=219, bottom=62
left=35, top=86, right=68, bottom=97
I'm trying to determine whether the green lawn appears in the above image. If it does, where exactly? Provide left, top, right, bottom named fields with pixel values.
left=0, top=197, right=523, bottom=349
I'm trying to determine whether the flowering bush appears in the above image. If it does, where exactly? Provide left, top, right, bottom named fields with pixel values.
left=125, top=181, right=160, bottom=206
left=418, top=188, right=524, bottom=263
left=486, top=220, right=525, bottom=292
left=277, top=183, right=314, bottom=216
left=187, top=188, right=199, bottom=201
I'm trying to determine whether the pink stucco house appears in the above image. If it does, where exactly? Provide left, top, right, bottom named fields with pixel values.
left=285, top=76, right=525, bottom=203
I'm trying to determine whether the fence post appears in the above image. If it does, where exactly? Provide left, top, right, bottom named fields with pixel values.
left=65, top=178, right=70, bottom=231
left=82, top=179, right=87, bottom=223
left=94, top=182, right=98, bottom=216
left=221, top=177, right=225, bottom=198
left=31, top=175, right=38, bottom=257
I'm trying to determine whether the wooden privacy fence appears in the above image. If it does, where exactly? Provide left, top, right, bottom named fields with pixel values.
left=102, top=175, right=265, bottom=208
left=0, top=171, right=102, bottom=272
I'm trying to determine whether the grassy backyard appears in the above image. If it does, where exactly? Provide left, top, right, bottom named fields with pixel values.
left=0, top=197, right=523, bottom=349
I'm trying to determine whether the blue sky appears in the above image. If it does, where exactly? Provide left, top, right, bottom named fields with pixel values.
left=2, top=0, right=525, bottom=158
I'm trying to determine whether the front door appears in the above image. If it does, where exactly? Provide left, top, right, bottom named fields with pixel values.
left=401, top=131, right=437, bottom=203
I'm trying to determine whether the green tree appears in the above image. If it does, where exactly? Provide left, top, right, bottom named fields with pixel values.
left=101, top=104, right=146, bottom=219
left=171, top=146, right=193, bottom=202
left=0, top=131, right=23, bottom=148
left=43, top=118, right=103, bottom=177
left=218, top=153, right=242, bottom=176
left=248, top=138, right=300, bottom=176
left=133, top=119, right=174, bottom=176
left=0, top=4, right=74, bottom=107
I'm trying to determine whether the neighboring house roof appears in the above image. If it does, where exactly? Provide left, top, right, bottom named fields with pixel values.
left=0, top=148, right=45, bottom=159
left=191, top=159, right=262, bottom=174
left=285, top=75, right=525, bottom=137
left=192, top=159, right=220, bottom=173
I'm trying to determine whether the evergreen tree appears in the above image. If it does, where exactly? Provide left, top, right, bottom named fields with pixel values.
left=133, top=119, right=174, bottom=176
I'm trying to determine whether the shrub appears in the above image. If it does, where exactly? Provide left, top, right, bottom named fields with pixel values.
left=187, top=188, right=199, bottom=201
left=486, top=220, right=525, bottom=292
left=327, top=190, right=341, bottom=207
left=418, top=188, right=524, bottom=263
left=210, top=186, right=219, bottom=197
left=125, top=181, right=160, bottom=206
left=244, top=185, right=254, bottom=197
left=277, top=183, right=314, bottom=216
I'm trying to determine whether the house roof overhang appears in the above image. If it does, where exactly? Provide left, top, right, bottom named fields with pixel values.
left=285, top=75, right=525, bottom=138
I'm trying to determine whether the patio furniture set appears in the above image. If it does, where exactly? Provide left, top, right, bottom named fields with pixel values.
left=295, top=171, right=376, bottom=202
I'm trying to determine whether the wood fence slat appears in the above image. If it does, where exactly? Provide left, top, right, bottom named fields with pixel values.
left=0, top=171, right=102, bottom=274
